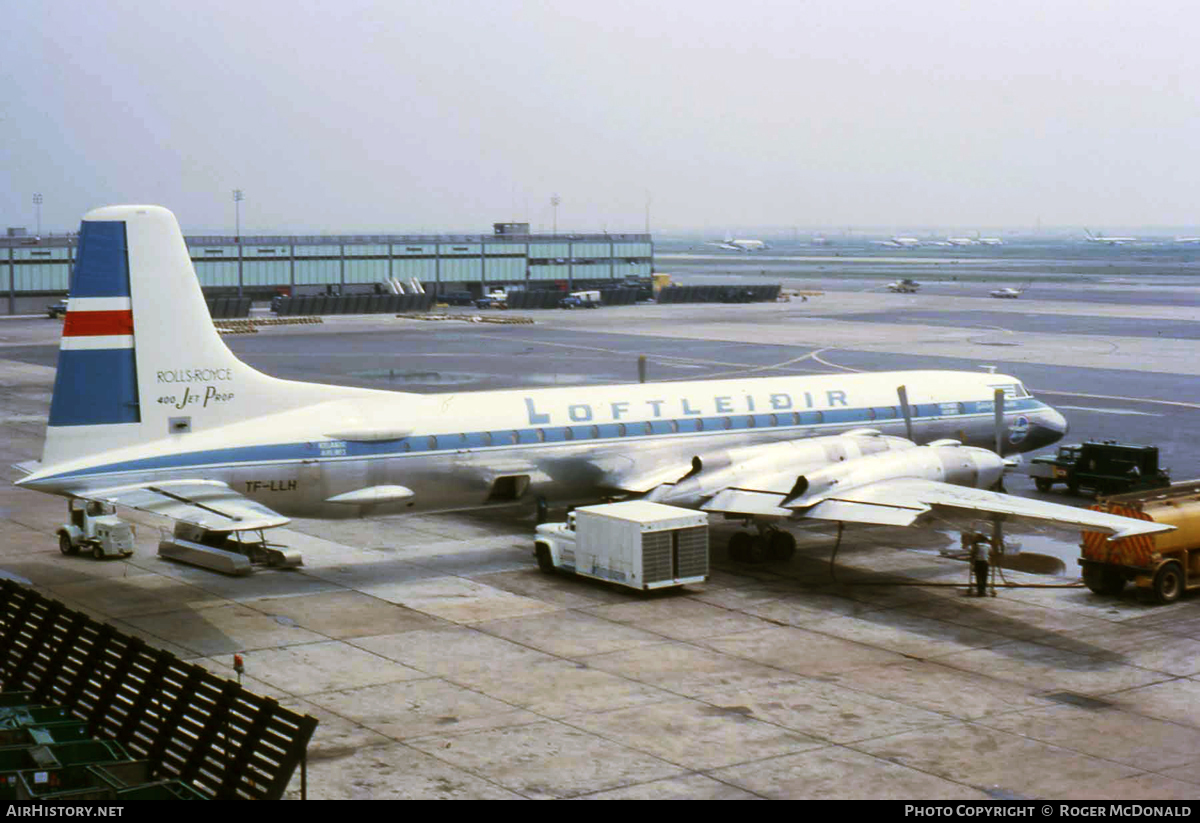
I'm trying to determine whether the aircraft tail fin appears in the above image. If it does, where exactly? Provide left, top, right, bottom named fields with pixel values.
left=41, top=205, right=351, bottom=466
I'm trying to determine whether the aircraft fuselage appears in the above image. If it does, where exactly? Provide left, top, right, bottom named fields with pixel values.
left=21, top=370, right=1068, bottom=520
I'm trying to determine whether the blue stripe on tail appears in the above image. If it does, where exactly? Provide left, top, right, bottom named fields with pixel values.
left=48, top=349, right=141, bottom=426
left=71, top=221, right=130, bottom=298
left=48, top=220, right=141, bottom=427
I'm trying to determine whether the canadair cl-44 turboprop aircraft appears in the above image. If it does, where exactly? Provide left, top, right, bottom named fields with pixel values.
left=15, top=206, right=1170, bottom=570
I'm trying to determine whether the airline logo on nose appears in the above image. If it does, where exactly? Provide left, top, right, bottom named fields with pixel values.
left=1009, top=416, right=1030, bottom=444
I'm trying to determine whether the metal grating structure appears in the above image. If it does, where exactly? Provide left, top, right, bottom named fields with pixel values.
left=642, top=532, right=673, bottom=583
left=642, top=526, right=709, bottom=584
left=675, top=526, right=709, bottom=579
left=0, top=580, right=316, bottom=799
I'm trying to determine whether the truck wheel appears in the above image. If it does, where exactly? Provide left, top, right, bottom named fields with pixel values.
left=1151, top=560, right=1184, bottom=605
left=1067, top=479, right=1079, bottom=495
left=58, top=533, right=78, bottom=556
left=1082, top=564, right=1126, bottom=596
left=534, top=543, right=555, bottom=574
left=1034, top=478, right=1052, bottom=493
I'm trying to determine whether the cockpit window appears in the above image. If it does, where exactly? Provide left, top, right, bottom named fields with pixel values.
left=989, top=383, right=1029, bottom=400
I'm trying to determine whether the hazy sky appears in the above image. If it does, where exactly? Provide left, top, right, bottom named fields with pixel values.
left=4, top=1, right=1199, bottom=235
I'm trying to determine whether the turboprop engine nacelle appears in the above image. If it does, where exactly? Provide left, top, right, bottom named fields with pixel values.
left=784, top=443, right=1005, bottom=509
left=648, top=431, right=914, bottom=509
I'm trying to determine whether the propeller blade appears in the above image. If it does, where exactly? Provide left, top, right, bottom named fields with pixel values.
left=897, top=385, right=914, bottom=442
left=993, top=388, right=1005, bottom=456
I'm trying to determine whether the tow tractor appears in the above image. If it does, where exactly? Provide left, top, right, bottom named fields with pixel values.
left=1029, top=441, right=1170, bottom=496
left=56, top=500, right=135, bottom=559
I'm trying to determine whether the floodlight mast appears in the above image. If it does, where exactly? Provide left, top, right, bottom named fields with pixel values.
left=233, top=189, right=245, bottom=297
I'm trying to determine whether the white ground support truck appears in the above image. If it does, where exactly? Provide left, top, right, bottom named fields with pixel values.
left=57, top=499, right=135, bottom=559
left=534, top=501, right=709, bottom=590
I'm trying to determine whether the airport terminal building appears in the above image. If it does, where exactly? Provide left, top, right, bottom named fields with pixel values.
left=1, top=222, right=653, bottom=310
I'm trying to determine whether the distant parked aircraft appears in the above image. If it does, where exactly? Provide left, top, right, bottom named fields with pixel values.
left=1084, top=229, right=1135, bottom=245
left=710, top=234, right=769, bottom=252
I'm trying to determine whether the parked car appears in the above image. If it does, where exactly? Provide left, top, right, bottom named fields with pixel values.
left=47, top=298, right=68, bottom=319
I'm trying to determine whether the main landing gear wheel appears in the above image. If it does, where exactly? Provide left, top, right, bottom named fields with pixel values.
left=766, top=530, right=796, bottom=563
left=728, top=530, right=794, bottom=564
left=728, top=532, right=762, bottom=563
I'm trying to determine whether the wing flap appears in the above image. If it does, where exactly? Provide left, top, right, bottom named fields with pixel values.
left=805, top=498, right=926, bottom=527
left=702, top=488, right=791, bottom=517
left=798, top=478, right=1173, bottom=540
left=77, top=480, right=290, bottom=532
left=596, top=457, right=697, bottom=494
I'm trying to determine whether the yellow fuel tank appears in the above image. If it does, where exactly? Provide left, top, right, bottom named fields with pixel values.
left=1083, top=481, right=1200, bottom=567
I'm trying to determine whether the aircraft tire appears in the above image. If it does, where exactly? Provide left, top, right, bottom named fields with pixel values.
left=1151, top=560, right=1184, bottom=605
left=728, top=532, right=752, bottom=562
left=767, top=530, right=796, bottom=562
left=744, top=535, right=767, bottom=565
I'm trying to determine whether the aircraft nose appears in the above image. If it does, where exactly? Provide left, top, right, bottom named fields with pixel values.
left=1046, top=407, right=1069, bottom=437
left=1026, top=407, right=1069, bottom=449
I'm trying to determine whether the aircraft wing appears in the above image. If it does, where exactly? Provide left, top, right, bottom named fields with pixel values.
left=597, top=455, right=698, bottom=494
left=792, top=478, right=1173, bottom=541
left=72, top=480, right=290, bottom=532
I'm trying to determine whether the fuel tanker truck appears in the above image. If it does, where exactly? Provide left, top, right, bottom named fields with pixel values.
left=1080, top=480, right=1200, bottom=604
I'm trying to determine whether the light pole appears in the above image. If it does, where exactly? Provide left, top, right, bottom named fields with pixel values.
left=551, top=194, right=560, bottom=236
left=232, top=189, right=245, bottom=298
left=33, top=194, right=42, bottom=238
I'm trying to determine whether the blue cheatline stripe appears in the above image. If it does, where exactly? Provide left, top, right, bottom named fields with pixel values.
left=48, top=349, right=141, bottom=426
left=70, top=221, right=130, bottom=298
left=41, top=398, right=1051, bottom=482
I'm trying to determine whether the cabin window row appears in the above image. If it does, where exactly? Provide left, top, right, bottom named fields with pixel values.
left=382, top=402, right=1001, bottom=453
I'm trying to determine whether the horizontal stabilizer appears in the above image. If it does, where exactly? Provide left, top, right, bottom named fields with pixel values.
left=78, top=480, right=290, bottom=532
left=11, top=461, right=38, bottom=477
